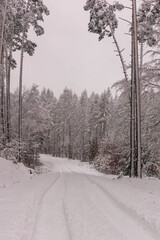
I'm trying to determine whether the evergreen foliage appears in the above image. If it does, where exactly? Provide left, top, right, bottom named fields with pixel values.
left=1, top=83, right=158, bottom=177
left=0, top=0, right=49, bottom=166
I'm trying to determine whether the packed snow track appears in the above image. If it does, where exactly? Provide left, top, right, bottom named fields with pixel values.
left=0, top=155, right=160, bottom=240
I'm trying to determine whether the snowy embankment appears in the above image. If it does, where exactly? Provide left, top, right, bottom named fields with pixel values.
left=0, top=157, right=31, bottom=188
left=0, top=155, right=160, bottom=240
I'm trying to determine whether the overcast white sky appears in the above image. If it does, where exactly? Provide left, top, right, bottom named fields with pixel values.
left=11, top=0, right=136, bottom=97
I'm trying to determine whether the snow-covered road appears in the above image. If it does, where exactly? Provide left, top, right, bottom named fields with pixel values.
left=0, top=155, right=160, bottom=240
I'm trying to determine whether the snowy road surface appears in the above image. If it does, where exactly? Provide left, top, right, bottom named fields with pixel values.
left=0, top=155, right=160, bottom=240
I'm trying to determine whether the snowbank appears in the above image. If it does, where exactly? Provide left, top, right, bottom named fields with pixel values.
left=0, top=157, right=31, bottom=188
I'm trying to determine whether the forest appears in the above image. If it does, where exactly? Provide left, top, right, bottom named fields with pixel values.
left=0, top=0, right=160, bottom=178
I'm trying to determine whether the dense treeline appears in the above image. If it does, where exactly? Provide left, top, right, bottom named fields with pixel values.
left=1, top=84, right=159, bottom=177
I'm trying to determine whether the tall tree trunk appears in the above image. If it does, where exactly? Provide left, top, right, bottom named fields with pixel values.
left=100, top=4, right=129, bottom=82
left=52, top=129, right=56, bottom=156
left=132, top=0, right=142, bottom=178
left=18, top=30, right=25, bottom=162
left=1, top=47, right=6, bottom=147
left=111, top=29, right=128, bottom=83
left=18, top=0, right=31, bottom=161
left=6, top=46, right=12, bottom=143
left=0, top=0, right=7, bottom=147
left=130, top=5, right=135, bottom=177
left=68, top=119, right=72, bottom=159
left=139, top=41, right=143, bottom=79
left=62, top=123, right=65, bottom=157
left=80, top=128, right=84, bottom=161
left=47, top=129, right=50, bottom=154
left=0, top=0, right=7, bottom=65
left=6, top=24, right=14, bottom=144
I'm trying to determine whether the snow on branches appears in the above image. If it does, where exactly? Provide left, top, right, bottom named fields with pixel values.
left=84, top=0, right=124, bottom=41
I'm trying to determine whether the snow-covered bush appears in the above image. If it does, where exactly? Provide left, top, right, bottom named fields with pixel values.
left=143, top=161, right=160, bottom=178
left=94, top=154, right=126, bottom=175
left=0, top=140, right=40, bottom=169
left=93, top=140, right=126, bottom=175
left=94, top=154, right=112, bottom=174
left=0, top=141, right=19, bottom=161
left=21, top=141, right=40, bottom=169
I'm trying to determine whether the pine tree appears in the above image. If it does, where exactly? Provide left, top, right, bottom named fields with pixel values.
left=17, top=0, right=49, bottom=161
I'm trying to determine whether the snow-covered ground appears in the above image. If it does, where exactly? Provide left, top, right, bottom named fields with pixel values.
left=0, top=155, right=160, bottom=240
left=0, top=157, right=31, bottom=188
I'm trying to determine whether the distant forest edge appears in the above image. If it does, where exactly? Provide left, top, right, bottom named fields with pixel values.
left=0, top=85, right=160, bottom=178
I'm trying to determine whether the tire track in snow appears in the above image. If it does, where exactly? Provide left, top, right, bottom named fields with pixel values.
left=60, top=163, right=125, bottom=239
left=31, top=173, right=60, bottom=240
left=62, top=162, right=160, bottom=240
left=62, top=176, right=73, bottom=240
left=58, top=165, right=73, bottom=240
left=32, top=164, right=73, bottom=240
left=21, top=173, right=60, bottom=240
left=63, top=171, right=127, bottom=240
left=83, top=174, right=160, bottom=240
